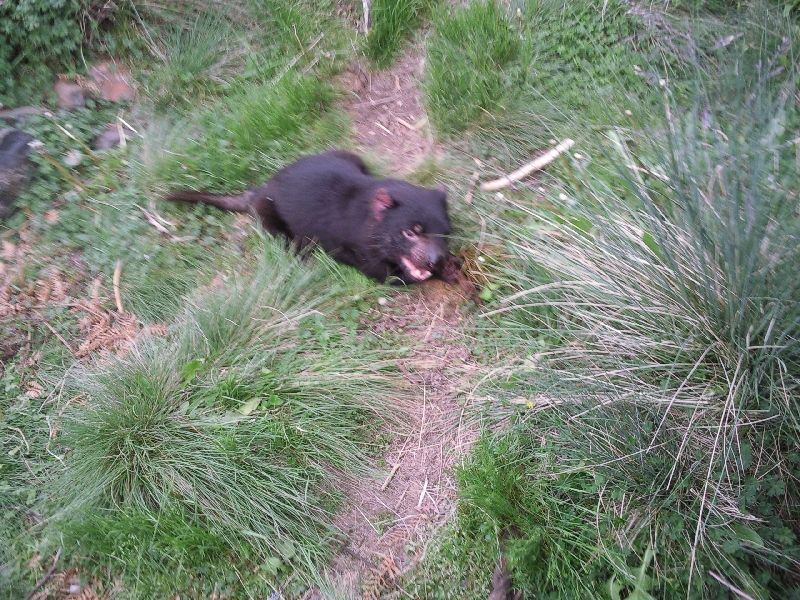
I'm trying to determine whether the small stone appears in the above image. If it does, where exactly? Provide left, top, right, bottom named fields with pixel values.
left=63, top=149, right=82, bottom=167
left=54, top=76, right=87, bottom=110
left=378, top=297, right=388, bottom=306
left=89, top=62, right=135, bottom=103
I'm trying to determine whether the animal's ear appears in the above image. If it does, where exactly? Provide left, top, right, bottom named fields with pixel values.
left=438, top=183, right=447, bottom=193
left=371, top=188, right=395, bottom=221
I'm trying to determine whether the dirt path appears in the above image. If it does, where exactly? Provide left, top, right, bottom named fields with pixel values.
left=340, top=54, right=436, bottom=175
left=311, top=57, right=481, bottom=599
left=315, top=286, right=480, bottom=599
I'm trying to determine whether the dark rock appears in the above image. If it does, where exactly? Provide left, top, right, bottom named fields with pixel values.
left=0, top=129, right=36, bottom=220
left=54, top=75, right=89, bottom=110
left=94, top=123, right=135, bottom=150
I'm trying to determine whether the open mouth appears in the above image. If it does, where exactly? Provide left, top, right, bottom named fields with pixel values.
left=400, top=256, right=432, bottom=281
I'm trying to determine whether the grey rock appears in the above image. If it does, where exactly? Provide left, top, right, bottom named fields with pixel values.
left=0, top=128, right=36, bottom=220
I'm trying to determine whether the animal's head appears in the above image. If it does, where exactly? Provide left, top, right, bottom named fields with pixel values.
left=369, top=182, right=452, bottom=284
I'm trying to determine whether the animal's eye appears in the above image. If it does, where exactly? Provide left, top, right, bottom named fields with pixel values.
left=413, top=224, right=423, bottom=234
left=402, top=229, right=417, bottom=240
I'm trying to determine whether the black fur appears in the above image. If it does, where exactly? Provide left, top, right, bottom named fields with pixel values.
left=167, top=151, right=453, bottom=284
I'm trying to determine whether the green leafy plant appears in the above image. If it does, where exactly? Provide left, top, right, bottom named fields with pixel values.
left=0, top=0, right=83, bottom=103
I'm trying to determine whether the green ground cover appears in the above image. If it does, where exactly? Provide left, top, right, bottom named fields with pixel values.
left=1, top=0, right=798, bottom=598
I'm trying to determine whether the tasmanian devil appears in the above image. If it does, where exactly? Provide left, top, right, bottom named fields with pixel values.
left=166, top=150, right=458, bottom=285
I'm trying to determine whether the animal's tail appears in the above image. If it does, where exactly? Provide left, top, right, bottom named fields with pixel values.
left=166, top=189, right=254, bottom=212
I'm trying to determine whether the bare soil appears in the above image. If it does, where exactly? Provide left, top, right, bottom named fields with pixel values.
left=340, top=53, right=437, bottom=175
left=313, top=285, right=480, bottom=599
left=308, top=58, right=481, bottom=599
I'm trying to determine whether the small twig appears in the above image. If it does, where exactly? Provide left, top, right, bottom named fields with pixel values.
left=6, top=426, right=29, bottom=453
left=417, top=477, right=428, bottom=508
left=36, top=315, right=75, bottom=356
left=148, top=199, right=176, bottom=227
left=396, top=116, right=416, bottom=131
left=395, top=481, right=411, bottom=509
left=139, top=206, right=171, bottom=234
left=293, top=24, right=308, bottom=60
left=711, top=32, right=743, bottom=50
left=707, top=571, right=755, bottom=600
left=382, top=436, right=411, bottom=491
left=464, top=171, right=480, bottom=204
left=26, top=547, right=61, bottom=599
left=375, top=122, right=394, bottom=136
left=381, top=463, right=402, bottom=490
left=32, top=146, right=85, bottom=193
left=301, top=55, right=320, bottom=74
left=354, top=93, right=401, bottom=108
left=627, top=163, right=670, bottom=181
left=480, top=139, right=575, bottom=191
left=362, top=0, right=371, bottom=32
left=307, top=32, right=325, bottom=52
left=117, top=115, right=139, bottom=136
left=418, top=387, right=427, bottom=449
left=116, top=120, right=127, bottom=150
left=113, top=259, right=123, bottom=313
left=44, top=416, right=65, bottom=467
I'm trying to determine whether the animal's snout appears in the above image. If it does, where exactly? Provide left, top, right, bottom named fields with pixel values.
left=427, top=248, right=446, bottom=271
left=415, top=237, right=448, bottom=272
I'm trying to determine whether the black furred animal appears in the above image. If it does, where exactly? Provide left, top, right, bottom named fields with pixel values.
left=166, top=151, right=455, bottom=284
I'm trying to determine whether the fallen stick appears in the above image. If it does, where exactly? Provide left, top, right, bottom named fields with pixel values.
left=480, top=139, right=575, bottom=191
left=381, top=463, right=402, bottom=490
left=464, top=171, right=480, bottom=204
left=417, top=477, right=428, bottom=508
left=26, top=547, right=61, bottom=599
left=113, top=260, right=123, bottom=313
left=139, top=206, right=170, bottom=234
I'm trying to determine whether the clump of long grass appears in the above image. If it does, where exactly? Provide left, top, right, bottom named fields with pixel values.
left=423, top=0, right=652, bottom=167
left=148, top=11, right=244, bottom=105
left=424, top=0, right=520, bottom=135
left=141, top=74, right=346, bottom=194
left=475, top=72, right=800, bottom=597
left=363, top=0, right=436, bottom=68
left=51, top=236, right=408, bottom=589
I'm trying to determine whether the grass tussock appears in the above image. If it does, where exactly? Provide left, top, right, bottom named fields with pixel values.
left=470, top=72, right=800, bottom=597
left=144, top=75, right=345, bottom=192
left=363, top=0, right=437, bottom=68
left=424, top=0, right=520, bottom=136
left=145, top=11, right=244, bottom=106
left=424, top=0, right=649, bottom=159
left=50, top=237, right=407, bottom=594
left=144, top=74, right=347, bottom=193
